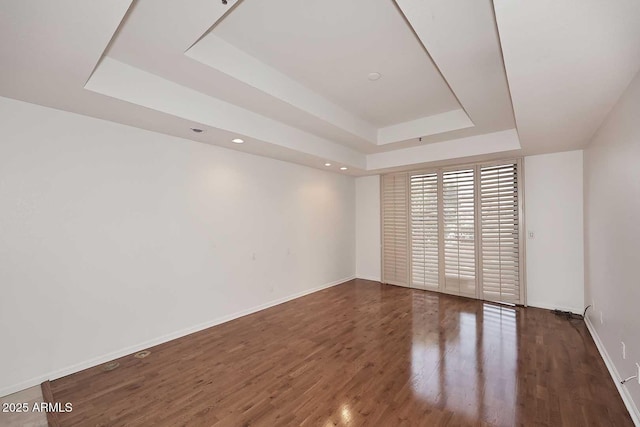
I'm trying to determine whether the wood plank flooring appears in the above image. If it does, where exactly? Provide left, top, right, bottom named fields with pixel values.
left=48, top=279, right=632, bottom=426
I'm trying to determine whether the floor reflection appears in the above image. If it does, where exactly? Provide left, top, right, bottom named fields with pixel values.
left=47, top=280, right=632, bottom=426
left=410, top=293, right=518, bottom=425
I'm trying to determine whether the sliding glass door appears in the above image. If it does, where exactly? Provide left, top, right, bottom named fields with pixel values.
left=410, top=172, right=439, bottom=291
left=442, top=168, right=476, bottom=298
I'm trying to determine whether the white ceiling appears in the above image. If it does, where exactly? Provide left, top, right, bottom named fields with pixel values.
left=212, top=0, right=460, bottom=127
left=494, top=0, right=640, bottom=154
left=0, top=0, right=638, bottom=176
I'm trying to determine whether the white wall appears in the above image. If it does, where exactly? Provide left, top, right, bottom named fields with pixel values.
left=524, top=150, right=585, bottom=313
left=355, top=176, right=380, bottom=281
left=584, top=70, right=640, bottom=421
left=0, top=96, right=355, bottom=396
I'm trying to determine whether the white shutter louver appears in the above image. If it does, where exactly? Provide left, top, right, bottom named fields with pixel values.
left=410, top=173, right=439, bottom=290
left=382, top=174, right=409, bottom=287
left=442, top=169, right=476, bottom=297
left=382, top=160, right=523, bottom=305
left=480, top=163, right=521, bottom=304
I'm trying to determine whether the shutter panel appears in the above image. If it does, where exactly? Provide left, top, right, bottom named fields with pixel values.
left=410, top=172, right=439, bottom=290
left=382, top=174, right=409, bottom=286
left=442, top=169, right=476, bottom=297
left=385, top=160, right=524, bottom=305
left=480, top=163, right=521, bottom=304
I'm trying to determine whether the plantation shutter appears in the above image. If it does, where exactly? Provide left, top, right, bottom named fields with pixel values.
left=382, top=159, right=524, bottom=304
left=442, top=169, right=476, bottom=297
left=382, top=173, right=409, bottom=286
left=410, top=173, right=439, bottom=290
left=480, top=163, right=521, bottom=304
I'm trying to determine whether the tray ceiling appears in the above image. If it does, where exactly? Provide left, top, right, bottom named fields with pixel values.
left=2, top=0, right=636, bottom=175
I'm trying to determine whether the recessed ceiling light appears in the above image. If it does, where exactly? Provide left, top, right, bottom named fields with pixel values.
left=368, top=72, right=381, bottom=81
left=324, top=163, right=332, bottom=167
left=232, top=138, right=244, bottom=144
left=191, top=128, right=204, bottom=133
left=340, top=167, right=348, bottom=171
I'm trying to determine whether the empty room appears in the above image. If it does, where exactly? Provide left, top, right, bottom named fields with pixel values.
left=1, top=0, right=639, bottom=426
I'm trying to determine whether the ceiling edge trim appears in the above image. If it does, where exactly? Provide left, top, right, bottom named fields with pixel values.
left=366, top=128, right=521, bottom=170
left=377, top=109, right=474, bottom=145
left=85, top=57, right=367, bottom=169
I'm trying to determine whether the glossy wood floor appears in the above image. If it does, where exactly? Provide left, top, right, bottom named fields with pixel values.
left=48, top=279, right=632, bottom=426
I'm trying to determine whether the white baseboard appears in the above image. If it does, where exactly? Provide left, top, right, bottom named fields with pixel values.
left=527, top=300, right=583, bottom=315
left=0, top=275, right=355, bottom=398
left=585, top=316, right=639, bottom=426
left=0, top=374, right=50, bottom=399
left=355, top=275, right=381, bottom=282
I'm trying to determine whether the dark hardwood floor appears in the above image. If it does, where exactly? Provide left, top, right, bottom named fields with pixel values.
left=48, top=279, right=632, bottom=426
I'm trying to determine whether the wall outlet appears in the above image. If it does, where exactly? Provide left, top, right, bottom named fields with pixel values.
left=600, top=311, right=603, bottom=324
left=528, top=231, right=534, bottom=239
left=622, top=342, right=626, bottom=359
left=637, top=363, right=640, bottom=385
left=592, top=299, right=596, bottom=311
